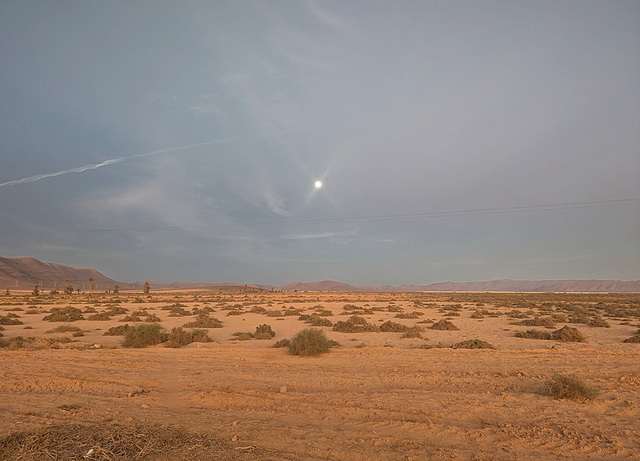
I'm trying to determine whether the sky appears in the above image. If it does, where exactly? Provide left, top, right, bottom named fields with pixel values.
left=0, top=1, right=638, bottom=286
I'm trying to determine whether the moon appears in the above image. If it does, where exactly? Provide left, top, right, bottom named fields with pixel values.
left=314, top=180, right=323, bottom=189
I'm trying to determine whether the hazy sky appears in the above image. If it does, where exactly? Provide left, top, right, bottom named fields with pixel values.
left=1, top=1, right=638, bottom=285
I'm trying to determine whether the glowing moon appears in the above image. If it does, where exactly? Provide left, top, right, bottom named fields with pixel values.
left=314, top=180, right=323, bottom=189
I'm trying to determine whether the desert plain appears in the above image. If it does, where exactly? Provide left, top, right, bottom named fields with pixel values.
left=0, top=289, right=638, bottom=460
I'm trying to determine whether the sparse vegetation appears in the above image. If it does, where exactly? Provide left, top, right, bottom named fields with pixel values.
left=288, top=328, right=332, bottom=356
left=333, top=315, right=379, bottom=333
left=121, top=323, right=168, bottom=348
left=623, top=329, right=640, bottom=343
left=544, top=374, right=598, bottom=401
left=551, top=326, right=586, bottom=342
left=430, top=319, right=459, bottom=330
left=515, top=329, right=552, bottom=340
left=42, top=306, right=84, bottom=322
left=182, top=313, right=223, bottom=328
left=165, top=327, right=212, bottom=348
left=45, top=325, right=83, bottom=334
left=451, top=339, right=495, bottom=349
left=103, top=324, right=131, bottom=336
left=255, top=324, right=276, bottom=339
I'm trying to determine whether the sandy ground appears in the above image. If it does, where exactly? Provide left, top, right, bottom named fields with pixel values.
left=0, top=290, right=639, bottom=460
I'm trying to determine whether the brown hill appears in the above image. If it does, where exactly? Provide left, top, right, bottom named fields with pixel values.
left=0, top=256, right=120, bottom=291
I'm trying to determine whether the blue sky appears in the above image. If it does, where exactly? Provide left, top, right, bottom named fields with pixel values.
left=1, top=1, right=638, bottom=285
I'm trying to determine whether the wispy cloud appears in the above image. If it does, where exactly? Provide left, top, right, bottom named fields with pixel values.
left=0, top=138, right=242, bottom=188
left=305, top=0, right=348, bottom=28
left=263, top=189, right=292, bottom=217
left=281, top=231, right=355, bottom=240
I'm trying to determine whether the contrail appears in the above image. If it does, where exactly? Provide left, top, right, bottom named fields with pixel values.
left=0, top=138, right=238, bottom=188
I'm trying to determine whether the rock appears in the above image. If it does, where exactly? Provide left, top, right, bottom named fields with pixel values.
left=280, top=385, right=287, bottom=394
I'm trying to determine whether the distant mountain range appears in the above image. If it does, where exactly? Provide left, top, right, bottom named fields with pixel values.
left=1, top=256, right=639, bottom=293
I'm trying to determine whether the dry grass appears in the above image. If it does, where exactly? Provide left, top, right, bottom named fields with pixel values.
left=544, top=374, right=599, bottom=401
left=550, top=326, right=586, bottom=342
left=429, top=319, right=459, bottom=331
left=451, top=339, right=495, bottom=349
left=288, top=328, right=332, bottom=356
left=0, top=423, right=276, bottom=460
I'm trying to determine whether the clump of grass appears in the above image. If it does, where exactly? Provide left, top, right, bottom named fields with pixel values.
left=515, top=317, right=556, bottom=328
left=551, top=326, right=586, bottom=342
left=588, top=316, right=610, bottom=328
left=395, top=312, right=423, bottom=319
left=544, top=374, right=598, bottom=401
left=299, top=314, right=333, bottom=327
left=379, top=320, right=409, bottom=332
left=182, top=313, right=223, bottom=328
left=288, top=328, right=332, bottom=356
left=254, top=324, right=276, bottom=340
left=43, top=307, right=84, bottom=322
left=623, top=329, right=640, bottom=343
left=120, top=314, right=142, bottom=322
left=451, top=339, right=495, bottom=349
left=121, top=323, right=168, bottom=348
left=86, top=312, right=112, bottom=321
left=165, top=327, right=212, bottom=348
left=514, top=329, right=552, bottom=340
left=0, top=314, right=24, bottom=325
left=45, top=325, right=82, bottom=334
left=470, top=311, right=484, bottom=319
left=103, top=324, right=131, bottom=336
left=144, top=313, right=162, bottom=322
left=401, top=327, right=424, bottom=339
left=332, top=315, right=379, bottom=333
left=273, top=339, right=290, bottom=348
left=231, top=332, right=254, bottom=340
left=429, top=319, right=459, bottom=331
left=106, top=306, right=128, bottom=315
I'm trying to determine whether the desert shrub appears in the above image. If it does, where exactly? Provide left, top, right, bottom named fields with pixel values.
left=231, top=332, right=254, bottom=341
left=430, top=319, right=459, bottom=331
left=379, top=321, right=409, bottom=332
left=42, top=307, right=84, bottom=322
left=182, top=313, right=223, bottom=328
left=122, top=323, right=168, bottom=348
left=623, top=329, right=640, bottom=343
left=514, top=329, right=552, bottom=340
left=395, top=312, right=423, bottom=319
left=168, top=307, right=191, bottom=317
left=544, top=374, right=598, bottom=401
left=45, top=325, right=82, bottom=334
left=273, top=339, right=291, bottom=348
left=72, top=331, right=84, bottom=337
left=255, top=324, right=276, bottom=340
left=0, top=336, right=24, bottom=349
left=452, top=339, right=495, bottom=349
left=470, top=311, right=484, bottom=319
left=288, top=328, right=332, bottom=356
left=0, top=314, right=23, bottom=325
left=226, top=310, right=244, bottom=316
left=314, top=309, right=333, bottom=317
left=333, top=315, right=379, bottom=333
left=145, top=314, right=162, bottom=322
left=164, top=327, right=211, bottom=348
left=87, top=312, right=112, bottom=321
left=103, top=324, right=131, bottom=336
left=587, top=316, right=610, bottom=328
left=250, top=306, right=267, bottom=314
left=120, top=314, right=142, bottom=322
left=516, top=317, right=556, bottom=328
left=106, top=306, right=128, bottom=315
left=401, top=327, right=424, bottom=339
left=551, top=326, right=586, bottom=342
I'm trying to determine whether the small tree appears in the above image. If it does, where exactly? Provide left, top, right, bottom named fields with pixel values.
left=113, top=285, right=119, bottom=294
left=88, top=277, right=95, bottom=295
left=32, top=285, right=39, bottom=297
left=143, top=281, right=150, bottom=294
left=64, top=280, right=73, bottom=295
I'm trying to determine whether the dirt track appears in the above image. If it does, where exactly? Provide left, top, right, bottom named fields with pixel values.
left=1, top=291, right=639, bottom=460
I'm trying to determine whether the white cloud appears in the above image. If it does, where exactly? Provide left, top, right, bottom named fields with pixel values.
left=305, top=0, right=348, bottom=28
left=281, top=231, right=355, bottom=240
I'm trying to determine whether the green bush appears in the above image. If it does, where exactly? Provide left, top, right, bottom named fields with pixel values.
left=544, top=374, right=598, bottom=401
left=122, top=323, right=168, bottom=348
left=289, top=328, right=332, bottom=356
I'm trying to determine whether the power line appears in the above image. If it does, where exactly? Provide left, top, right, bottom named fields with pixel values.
left=1, top=197, right=638, bottom=236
